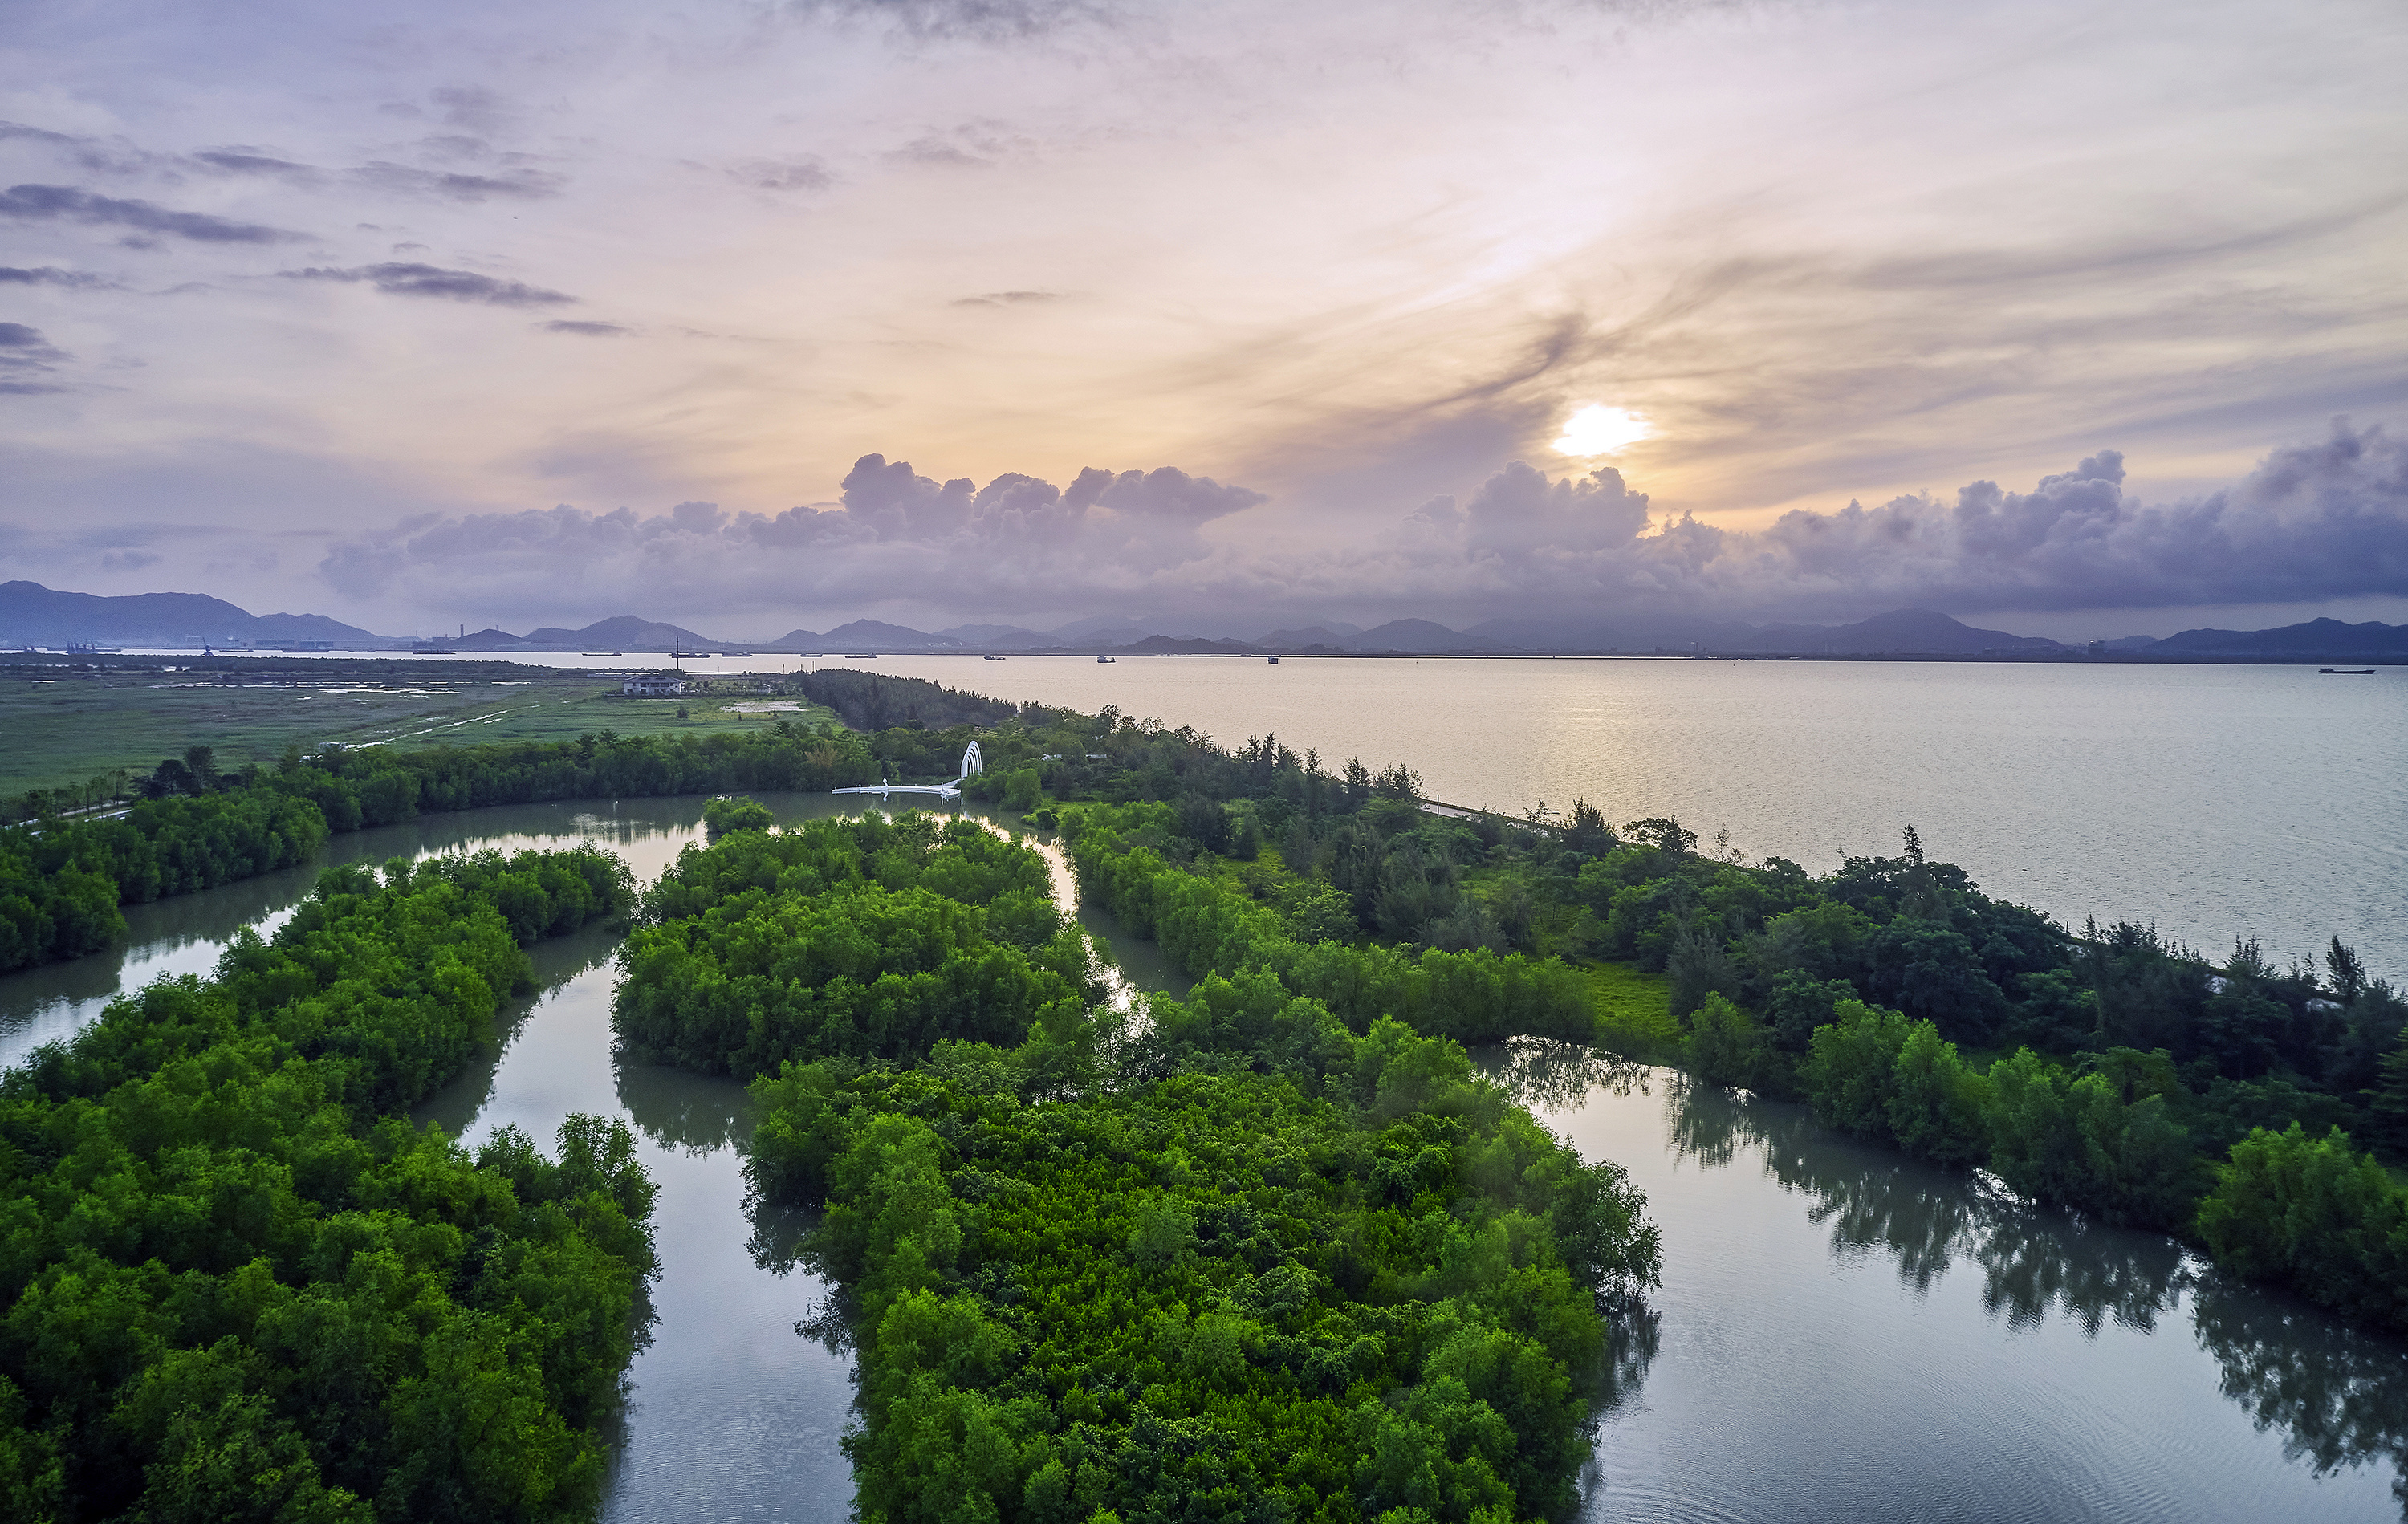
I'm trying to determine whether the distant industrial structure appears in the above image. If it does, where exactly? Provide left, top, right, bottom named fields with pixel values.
left=621, top=674, right=685, bottom=697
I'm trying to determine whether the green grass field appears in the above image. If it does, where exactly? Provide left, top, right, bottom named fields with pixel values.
left=1589, top=960, right=1679, bottom=1057
left=0, top=660, right=839, bottom=797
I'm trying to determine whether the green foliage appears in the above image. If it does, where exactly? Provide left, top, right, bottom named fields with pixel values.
left=1061, top=804, right=1594, bottom=1047
left=0, top=849, right=650, bottom=1521
left=0, top=724, right=883, bottom=975
left=1800, top=1002, right=2194, bottom=1223
left=1002, top=768, right=1043, bottom=813
left=1683, top=994, right=1780, bottom=1093
left=616, top=815, right=1096, bottom=1079
left=1803, top=1000, right=1914, bottom=1143
left=702, top=795, right=776, bottom=840
left=2196, top=1125, right=2408, bottom=1332
left=618, top=783, right=1661, bottom=1520
left=751, top=1025, right=1657, bottom=1523
left=0, top=791, right=331, bottom=971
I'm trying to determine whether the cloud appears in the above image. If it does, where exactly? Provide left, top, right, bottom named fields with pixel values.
left=0, top=266, right=113, bottom=288
left=0, top=183, right=305, bottom=243
left=348, top=162, right=564, bottom=201
left=0, top=321, right=71, bottom=395
left=429, top=86, right=515, bottom=133
left=730, top=157, right=833, bottom=192
left=805, top=0, right=1112, bottom=41
left=886, top=123, right=1023, bottom=167
left=0, top=121, right=154, bottom=176
left=539, top=319, right=631, bottom=335
left=279, top=262, right=576, bottom=307
left=1310, top=419, right=2408, bottom=624
left=192, top=149, right=324, bottom=185
left=315, top=450, right=1268, bottom=615
left=952, top=289, right=1060, bottom=307
left=1735, top=425, right=2408, bottom=614
left=309, top=423, right=2408, bottom=628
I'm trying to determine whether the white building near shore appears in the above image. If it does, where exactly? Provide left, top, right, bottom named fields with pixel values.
left=621, top=674, right=685, bottom=697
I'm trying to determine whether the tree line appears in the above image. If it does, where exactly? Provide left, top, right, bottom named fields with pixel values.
left=0, top=846, right=653, bottom=1521
left=960, top=710, right=2406, bottom=1340
left=0, top=723, right=881, bottom=974
left=619, top=811, right=1662, bottom=1523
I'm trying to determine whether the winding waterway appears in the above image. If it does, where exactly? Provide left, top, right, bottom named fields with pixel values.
left=3, top=793, right=2402, bottom=1520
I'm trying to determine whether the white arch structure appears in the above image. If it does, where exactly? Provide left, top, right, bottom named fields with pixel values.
left=829, top=739, right=982, bottom=803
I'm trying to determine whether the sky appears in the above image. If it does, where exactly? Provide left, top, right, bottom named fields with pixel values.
left=2, top=0, right=2405, bottom=640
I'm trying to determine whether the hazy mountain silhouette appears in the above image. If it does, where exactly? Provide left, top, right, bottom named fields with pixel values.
left=512, top=616, right=730, bottom=650
left=0, top=580, right=387, bottom=647
left=2131, top=617, right=2408, bottom=657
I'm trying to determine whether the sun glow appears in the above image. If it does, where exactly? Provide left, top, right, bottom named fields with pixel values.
left=1554, top=404, right=1653, bottom=458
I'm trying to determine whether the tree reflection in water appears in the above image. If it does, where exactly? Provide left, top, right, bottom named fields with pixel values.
left=1485, top=1039, right=1664, bottom=1425
left=2192, top=1277, right=2408, bottom=1514
left=1662, top=1071, right=2408, bottom=1510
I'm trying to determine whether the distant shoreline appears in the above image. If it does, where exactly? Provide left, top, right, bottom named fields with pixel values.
left=2, top=649, right=2397, bottom=672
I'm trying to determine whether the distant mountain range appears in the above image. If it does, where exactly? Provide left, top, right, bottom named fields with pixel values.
left=4, top=581, right=2402, bottom=661
left=0, top=580, right=390, bottom=648
left=2137, top=617, right=2408, bottom=658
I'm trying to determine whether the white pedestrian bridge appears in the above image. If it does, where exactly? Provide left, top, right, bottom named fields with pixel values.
left=830, top=740, right=982, bottom=803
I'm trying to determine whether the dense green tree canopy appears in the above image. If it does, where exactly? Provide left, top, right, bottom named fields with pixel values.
left=0, top=848, right=653, bottom=1521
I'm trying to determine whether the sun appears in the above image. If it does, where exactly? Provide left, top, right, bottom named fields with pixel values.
left=1553, top=404, right=1653, bottom=458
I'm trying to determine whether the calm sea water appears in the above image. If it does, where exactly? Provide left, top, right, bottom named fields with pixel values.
left=4, top=787, right=2402, bottom=1521
left=807, top=656, right=2406, bottom=980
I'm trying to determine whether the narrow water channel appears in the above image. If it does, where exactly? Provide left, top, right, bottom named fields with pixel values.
left=3, top=797, right=2400, bottom=1522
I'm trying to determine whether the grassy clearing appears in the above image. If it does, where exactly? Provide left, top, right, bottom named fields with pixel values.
left=1589, top=960, right=1680, bottom=1058
left=0, top=660, right=839, bottom=795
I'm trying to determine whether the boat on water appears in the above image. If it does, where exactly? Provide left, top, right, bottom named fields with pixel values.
left=1267, top=655, right=1279, bottom=664
left=582, top=650, right=624, bottom=656
left=2319, top=667, right=2377, bottom=675
left=983, top=654, right=1006, bottom=660
left=1096, top=655, right=1116, bottom=664
left=63, top=642, right=123, bottom=655
left=844, top=653, right=877, bottom=659
left=718, top=652, right=751, bottom=659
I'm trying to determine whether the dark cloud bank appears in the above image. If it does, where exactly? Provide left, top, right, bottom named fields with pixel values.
left=317, top=421, right=2406, bottom=629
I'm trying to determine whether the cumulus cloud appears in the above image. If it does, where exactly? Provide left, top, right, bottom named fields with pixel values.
left=316, top=451, right=1268, bottom=614
left=1741, top=427, right=2408, bottom=613
left=1340, top=419, right=2408, bottom=621
left=539, top=319, right=631, bottom=335
left=0, top=183, right=304, bottom=243
left=279, top=262, right=576, bottom=306
left=310, top=425, right=2408, bottom=629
